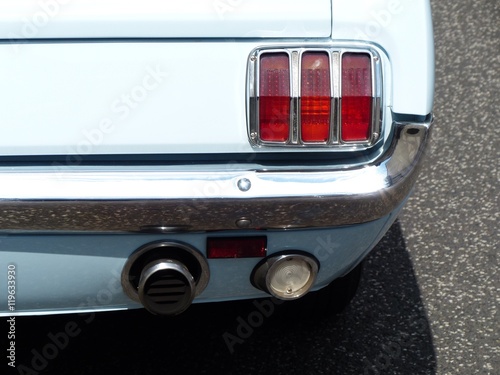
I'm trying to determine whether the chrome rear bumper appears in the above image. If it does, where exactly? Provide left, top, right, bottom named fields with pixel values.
left=0, top=119, right=432, bottom=232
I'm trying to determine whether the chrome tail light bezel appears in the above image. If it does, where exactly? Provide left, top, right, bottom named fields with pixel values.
left=247, top=44, right=383, bottom=149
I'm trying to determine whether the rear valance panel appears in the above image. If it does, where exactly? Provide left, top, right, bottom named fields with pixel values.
left=0, top=0, right=331, bottom=39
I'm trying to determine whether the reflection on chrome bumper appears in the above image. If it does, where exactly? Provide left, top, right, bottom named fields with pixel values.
left=0, top=119, right=432, bottom=232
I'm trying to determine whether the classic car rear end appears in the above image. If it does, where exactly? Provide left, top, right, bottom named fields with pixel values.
left=0, top=0, right=434, bottom=316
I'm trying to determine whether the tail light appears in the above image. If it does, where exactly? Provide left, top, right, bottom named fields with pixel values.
left=259, top=53, right=290, bottom=142
left=341, top=53, right=372, bottom=142
left=300, top=52, right=331, bottom=142
left=249, top=46, right=381, bottom=148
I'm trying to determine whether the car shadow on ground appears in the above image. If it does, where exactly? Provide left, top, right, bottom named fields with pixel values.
left=7, top=221, right=436, bottom=375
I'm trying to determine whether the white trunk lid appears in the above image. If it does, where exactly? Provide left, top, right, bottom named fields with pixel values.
left=1, top=0, right=331, bottom=39
left=0, top=1, right=331, bottom=156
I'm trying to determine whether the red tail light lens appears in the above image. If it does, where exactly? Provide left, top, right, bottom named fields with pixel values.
left=207, top=237, right=267, bottom=259
left=341, top=53, right=372, bottom=142
left=259, top=53, right=290, bottom=142
left=300, top=52, right=331, bottom=142
left=250, top=47, right=379, bottom=147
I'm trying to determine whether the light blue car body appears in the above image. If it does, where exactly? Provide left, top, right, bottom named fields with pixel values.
left=0, top=0, right=434, bottom=316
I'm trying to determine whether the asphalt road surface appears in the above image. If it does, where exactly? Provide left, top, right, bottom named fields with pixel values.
left=3, top=0, right=499, bottom=374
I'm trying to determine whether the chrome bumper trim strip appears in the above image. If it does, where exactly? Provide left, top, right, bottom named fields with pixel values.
left=0, top=119, right=432, bottom=232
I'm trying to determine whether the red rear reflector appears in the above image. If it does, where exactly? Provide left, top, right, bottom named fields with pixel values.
left=341, top=53, right=372, bottom=142
left=207, top=237, right=267, bottom=259
left=300, top=52, right=331, bottom=142
left=259, top=53, right=290, bottom=142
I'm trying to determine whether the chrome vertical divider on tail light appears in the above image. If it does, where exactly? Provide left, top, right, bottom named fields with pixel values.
left=248, top=44, right=383, bottom=150
left=331, top=51, right=341, bottom=145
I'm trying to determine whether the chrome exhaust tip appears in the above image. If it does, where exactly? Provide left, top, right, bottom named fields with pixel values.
left=122, top=241, right=209, bottom=316
left=138, top=259, right=196, bottom=316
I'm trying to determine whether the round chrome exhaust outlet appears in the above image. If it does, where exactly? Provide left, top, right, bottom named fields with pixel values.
left=138, top=259, right=196, bottom=316
left=251, top=253, right=319, bottom=300
left=122, top=241, right=209, bottom=315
